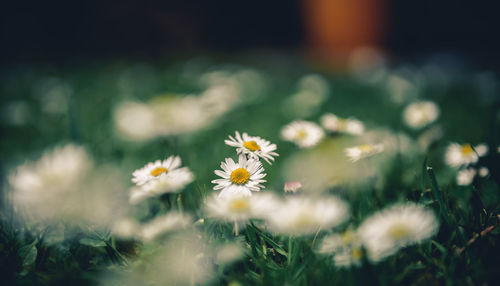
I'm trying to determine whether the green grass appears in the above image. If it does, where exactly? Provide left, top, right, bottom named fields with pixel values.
left=1, top=57, right=500, bottom=285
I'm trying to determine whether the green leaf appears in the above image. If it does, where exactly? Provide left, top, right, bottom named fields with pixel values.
left=431, top=240, right=448, bottom=254
left=18, top=243, right=37, bottom=267
left=79, top=238, right=107, bottom=247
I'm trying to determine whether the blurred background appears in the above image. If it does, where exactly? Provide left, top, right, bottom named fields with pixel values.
left=2, top=0, right=500, bottom=67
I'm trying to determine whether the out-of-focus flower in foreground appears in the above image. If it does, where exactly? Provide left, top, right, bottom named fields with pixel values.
left=445, top=143, right=488, bottom=168
left=403, top=101, right=440, bottom=129
left=212, top=154, right=266, bottom=198
left=345, top=143, right=384, bottom=162
left=318, top=230, right=363, bottom=268
left=204, top=192, right=278, bottom=224
left=281, top=120, right=324, bottom=148
left=140, top=212, right=193, bottom=241
left=266, top=196, right=349, bottom=236
left=225, top=131, right=278, bottom=164
left=357, top=203, right=439, bottom=263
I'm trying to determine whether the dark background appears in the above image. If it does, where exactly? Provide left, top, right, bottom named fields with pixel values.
left=1, top=0, right=500, bottom=66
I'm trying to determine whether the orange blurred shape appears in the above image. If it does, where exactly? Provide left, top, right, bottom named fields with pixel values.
left=303, top=0, right=387, bottom=68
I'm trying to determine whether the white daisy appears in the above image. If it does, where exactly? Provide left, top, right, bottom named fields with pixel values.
left=132, top=156, right=185, bottom=186
left=140, top=212, right=193, bottom=241
left=9, top=144, right=92, bottom=218
left=345, top=144, right=384, bottom=162
left=281, top=120, right=324, bottom=148
left=357, top=203, right=439, bottom=263
left=403, top=101, right=440, bottom=129
left=445, top=143, right=488, bottom=168
left=211, top=154, right=266, bottom=198
left=224, top=131, right=278, bottom=164
left=318, top=230, right=363, bottom=268
left=266, top=196, right=349, bottom=236
left=320, top=113, right=365, bottom=136
left=456, top=168, right=477, bottom=186
left=205, top=192, right=279, bottom=223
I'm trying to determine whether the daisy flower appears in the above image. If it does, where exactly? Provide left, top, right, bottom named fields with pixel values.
left=212, top=154, right=266, bottom=198
left=318, top=230, right=363, bottom=268
left=266, top=196, right=349, bottom=236
left=224, top=131, right=278, bottom=164
left=345, top=143, right=384, bottom=162
left=205, top=192, right=279, bottom=223
left=320, top=113, right=365, bottom=136
left=444, top=142, right=488, bottom=168
left=132, top=155, right=187, bottom=186
left=403, top=101, right=440, bottom=129
left=281, top=120, right=324, bottom=148
left=357, top=203, right=439, bottom=263
left=130, top=156, right=194, bottom=203
left=140, top=212, right=193, bottom=241
left=456, top=168, right=476, bottom=186
left=9, top=144, right=92, bottom=219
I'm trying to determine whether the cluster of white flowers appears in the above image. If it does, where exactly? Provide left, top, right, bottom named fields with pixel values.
left=130, top=155, right=194, bottom=204
left=207, top=131, right=353, bottom=236
left=444, top=142, right=489, bottom=186
left=318, top=203, right=439, bottom=266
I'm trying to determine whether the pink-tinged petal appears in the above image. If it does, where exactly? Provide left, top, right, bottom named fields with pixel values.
left=284, top=181, right=302, bottom=193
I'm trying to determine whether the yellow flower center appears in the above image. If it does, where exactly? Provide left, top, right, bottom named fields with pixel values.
left=461, top=144, right=474, bottom=155
left=296, top=213, right=313, bottom=227
left=295, top=129, right=307, bottom=139
left=230, top=168, right=250, bottom=185
left=229, top=198, right=250, bottom=212
left=243, top=140, right=261, bottom=151
left=150, top=167, right=168, bottom=177
left=341, top=230, right=356, bottom=244
left=359, top=145, right=373, bottom=152
left=351, top=248, right=363, bottom=260
left=388, top=224, right=409, bottom=239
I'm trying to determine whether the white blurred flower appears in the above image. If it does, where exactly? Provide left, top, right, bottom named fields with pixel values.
left=114, top=101, right=156, bottom=141
left=9, top=145, right=129, bottom=228
left=215, top=243, right=245, bottom=265
left=456, top=168, right=477, bottom=186
left=104, top=231, right=213, bottom=286
left=212, top=154, right=266, bottom=198
left=281, top=120, right=324, bottom=148
left=266, top=196, right=349, bottom=236
left=284, top=74, right=330, bottom=118
left=403, top=101, right=440, bottom=129
left=284, top=181, right=302, bottom=193
left=320, top=113, right=365, bottom=136
left=140, top=212, right=193, bottom=241
left=445, top=143, right=488, bottom=168
left=357, top=203, right=439, bottom=263
left=318, top=230, right=363, bottom=268
left=225, top=131, right=278, bottom=164
left=345, top=144, right=384, bottom=162
left=112, top=218, right=140, bottom=239
left=205, top=192, right=278, bottom=223
left=479, top=167, right=489, bottom=177
left=9, top=145, right=92, bottom=217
